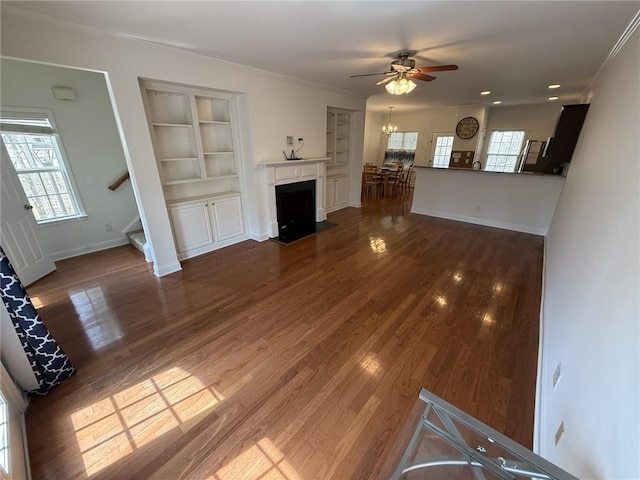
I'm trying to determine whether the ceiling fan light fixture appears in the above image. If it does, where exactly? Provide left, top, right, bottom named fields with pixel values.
left=385, top=77, right=417, bottom=95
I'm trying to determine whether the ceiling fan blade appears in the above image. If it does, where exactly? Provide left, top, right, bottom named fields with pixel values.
left=410, top=72, right=436, bottom=82
left=376, top=76, right=397, bottom=85
left=417, top=64, right=459, bottom=73
left=350, top=72, right=390, bottom=78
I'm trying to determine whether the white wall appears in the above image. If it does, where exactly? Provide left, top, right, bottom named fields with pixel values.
left=536, top=27, right=639, bottom=479
left=371, top=107, right=460, bottom=166
left=1, top=8, right=366, bottom=276
left=411, top=167, right=564, bottom=235
left=1, top=59, right=140, bottom=260
left=366, top=106, right=493, bottom=168
left=479, top=103, right=560, bottom=162
left=362, top=110, right=382, bottom=164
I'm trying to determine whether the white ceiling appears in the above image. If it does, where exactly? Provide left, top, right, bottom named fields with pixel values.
left=6, top=1, right=639, bottom=112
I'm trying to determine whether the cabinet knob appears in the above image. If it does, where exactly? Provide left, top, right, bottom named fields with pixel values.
left=24, top=204, right=34, bottom=210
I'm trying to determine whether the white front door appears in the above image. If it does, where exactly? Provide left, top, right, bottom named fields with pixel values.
left=429, top=132, right=455, bottom=168
left=0, top=142, right=56, bottom=286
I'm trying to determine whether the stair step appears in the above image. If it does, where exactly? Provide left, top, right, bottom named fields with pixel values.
left=127, top=229, right=146, bottom=254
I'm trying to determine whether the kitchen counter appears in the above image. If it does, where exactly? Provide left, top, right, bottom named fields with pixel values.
left=411, top=166, right=565, bottom=235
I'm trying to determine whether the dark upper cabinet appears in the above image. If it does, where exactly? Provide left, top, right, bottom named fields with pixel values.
left=542, top=104, right=590, bottom=173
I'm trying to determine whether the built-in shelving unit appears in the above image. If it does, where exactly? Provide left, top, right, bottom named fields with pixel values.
left=141, top=80, right=248, bottom=260
left=325, top=108, right=352, bottom=213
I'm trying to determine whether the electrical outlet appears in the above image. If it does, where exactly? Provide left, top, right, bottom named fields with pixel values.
left=554, top=421, right=565, bottom=446
left=553, top=363, right=562, bottom=389
left=105, top=223, right=113, bottom=231
left=286, top=136, right=294, bottom=146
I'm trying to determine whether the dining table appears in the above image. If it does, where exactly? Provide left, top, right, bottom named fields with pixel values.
left=362, top=165, right=401, bottom=197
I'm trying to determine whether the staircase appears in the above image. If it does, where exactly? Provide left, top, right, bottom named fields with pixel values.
left=126, top=229, right=151, bottom=262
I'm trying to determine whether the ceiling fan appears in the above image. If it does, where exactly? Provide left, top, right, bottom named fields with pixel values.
left=351, top=51, right=458, bottom=95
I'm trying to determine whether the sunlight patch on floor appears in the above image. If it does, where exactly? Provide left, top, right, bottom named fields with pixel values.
left=209, top=438, right=303, bottom=480
left=71, top=367, right=225, bottom=476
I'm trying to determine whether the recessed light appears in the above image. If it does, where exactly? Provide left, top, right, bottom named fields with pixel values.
left=492, top=100, right=502, bottom=105
left=548, top=96, right=559, bottom=101
left=548, top=84, right=561, bottom=89
left=480, top=90, right=491, bottom=95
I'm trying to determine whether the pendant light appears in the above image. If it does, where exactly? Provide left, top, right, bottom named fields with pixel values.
left=382, top=107, right=398, bottom=136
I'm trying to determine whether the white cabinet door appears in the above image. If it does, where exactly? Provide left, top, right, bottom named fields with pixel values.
left=168, top=201, right=213, bottom=254
left=334, top=177, right=349, bottom=206
left=326, top=179, right=336, bottom=210
left=210, top=196, right=244, bottom=242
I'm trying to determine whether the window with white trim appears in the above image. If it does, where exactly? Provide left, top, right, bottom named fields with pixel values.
left=432, top=135, right=454, bottom=168
left=0, top=394, right=8, bottom=475
left=387, top=131, right=418, bottom=151
left=1, top=111, right=84, bottom=223
left=485, top=130, right=526, bottom=173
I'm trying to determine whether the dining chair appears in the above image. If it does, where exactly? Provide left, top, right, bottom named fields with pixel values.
left=362, top=164, right=382, bottom=198
left=398, top=165, right=415, bottom=196
left=386, top=164, right=404, bottom=196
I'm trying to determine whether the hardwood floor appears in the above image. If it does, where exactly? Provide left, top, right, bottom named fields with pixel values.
left=25, top=193, right=543, bottom=480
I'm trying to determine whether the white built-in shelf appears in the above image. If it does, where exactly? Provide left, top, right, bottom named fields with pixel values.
left=160, top=157, right=199, bottom=162
left=163, top=174, right=239, bottom=186
left=143, top=81, right=240, bottom=190
left=166, top=190, right=241, bottom=206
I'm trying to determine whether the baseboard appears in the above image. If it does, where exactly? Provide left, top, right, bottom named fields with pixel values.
left=153, top=261, right=182, bottom=277
left=251, top=232, right=270, bottom=242
left=410, top=207, right=547, bottom=236
left=51, top=238, right=130, bottom=261
left=533, top=235, right=549, bottom=455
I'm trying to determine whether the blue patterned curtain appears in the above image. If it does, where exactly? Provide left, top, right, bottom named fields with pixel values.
left=0, top=246, right=74, bottom=395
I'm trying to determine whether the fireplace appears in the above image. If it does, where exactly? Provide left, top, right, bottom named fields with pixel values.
left=260, top=158, right=331, bottom=241
left=275, top=180, right=316, bottom=243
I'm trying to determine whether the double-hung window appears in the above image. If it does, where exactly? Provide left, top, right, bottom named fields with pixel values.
left=1, top=111, right=84, bottom=223
left=485, top=130, right=526, bottom=173
left=387, top=131, right=418, bottom=151
left=385, top=131, right=418, bottom=165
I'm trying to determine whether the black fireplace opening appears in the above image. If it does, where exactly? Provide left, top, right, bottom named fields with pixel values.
left=275, top=180, right=316, bottom=243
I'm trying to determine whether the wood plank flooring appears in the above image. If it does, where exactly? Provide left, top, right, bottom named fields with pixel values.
left=25, top=193, right=543, bottom=480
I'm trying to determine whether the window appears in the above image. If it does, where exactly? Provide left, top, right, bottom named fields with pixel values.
left=1, top=111, right=83, bottom=223
left=432, top=135, right=454, bottom=168
left=386, top=131, right=418, bottom=166
left=485, top=130, right=526, bottom=173
left=0, top=394, right=8, bottom=475
left=387, top=131, right=418, bottom=151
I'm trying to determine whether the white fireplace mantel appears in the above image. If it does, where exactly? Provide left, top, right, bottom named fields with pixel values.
left=260, top=157, right=329, bottom=238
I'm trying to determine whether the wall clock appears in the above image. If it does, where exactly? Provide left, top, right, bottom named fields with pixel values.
left=456, top=117, right=479, bottom=139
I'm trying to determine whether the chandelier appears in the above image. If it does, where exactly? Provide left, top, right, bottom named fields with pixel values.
left=384, top=73, right=417, bottom=95
left=382, top=107, right=398, bottom=136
